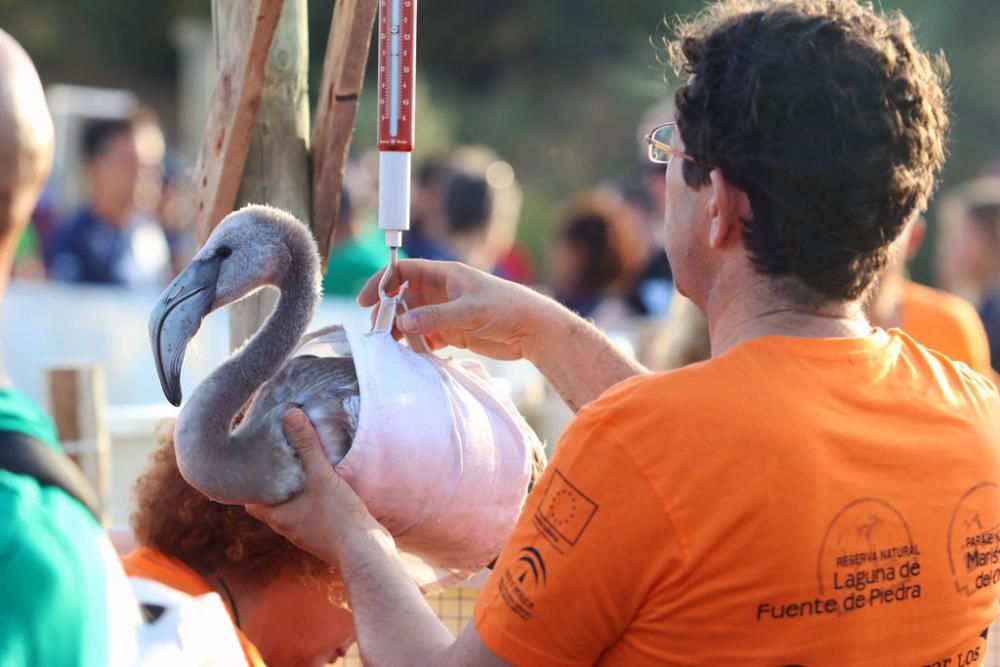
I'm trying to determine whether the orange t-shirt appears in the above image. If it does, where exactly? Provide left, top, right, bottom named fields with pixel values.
left=900, top=279, right=993, bottom=377
left=122, top=547, right=266, bottom=667
left=474, top=330, right=1000, bottom=666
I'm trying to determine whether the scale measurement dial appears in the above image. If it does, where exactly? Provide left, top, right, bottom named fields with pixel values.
left=378, top=0, right=416, bottom=152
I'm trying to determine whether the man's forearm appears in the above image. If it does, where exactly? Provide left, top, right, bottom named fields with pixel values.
left=338, top=529, right=455, bottom=667
left=527, top=303, right=649, bottom=412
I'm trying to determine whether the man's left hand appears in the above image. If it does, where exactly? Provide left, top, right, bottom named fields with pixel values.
left=246, top=409, right=385, bottom=567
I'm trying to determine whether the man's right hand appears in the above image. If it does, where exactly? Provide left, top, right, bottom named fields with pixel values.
left=358, top=259, right=649, bottom=413
left=358, top=259, right=554, bottom=363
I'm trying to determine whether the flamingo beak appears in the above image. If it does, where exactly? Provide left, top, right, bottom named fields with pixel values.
left=149, top=256, right=223, bottom=406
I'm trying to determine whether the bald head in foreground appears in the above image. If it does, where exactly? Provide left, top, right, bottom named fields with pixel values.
left=0, top=29, right=53, bottom=285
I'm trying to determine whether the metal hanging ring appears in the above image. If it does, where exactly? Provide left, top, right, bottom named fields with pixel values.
left=377, top=247, right=400, bottom=300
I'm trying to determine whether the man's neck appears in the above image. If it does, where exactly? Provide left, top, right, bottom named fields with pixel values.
left=706, top=275, right=872, bottom=357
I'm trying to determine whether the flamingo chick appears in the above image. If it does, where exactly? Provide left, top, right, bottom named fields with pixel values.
left=148, top=205, right=359, bottom=505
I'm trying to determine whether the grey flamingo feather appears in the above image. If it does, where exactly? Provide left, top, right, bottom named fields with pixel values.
left=149, top=204, right=359, bottom=505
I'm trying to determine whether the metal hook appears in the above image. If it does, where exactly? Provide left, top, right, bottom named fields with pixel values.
left=372, top=247, right=405, bottom=334
left=372, top=279, right=411, bottom=332
left=371, top=247, right=429, bottom=353
left=377, top=247, right=399, bottom=301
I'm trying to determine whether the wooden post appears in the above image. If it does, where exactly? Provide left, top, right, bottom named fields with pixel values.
left=192, top=0, right=285, bottom=244
left=201, top=0, right=376, bottom=348
left=45, top=364, right=111, bottom=522
left=211, top=0, right=312, bottom=351
left=311, top=0, right=379, bottom=264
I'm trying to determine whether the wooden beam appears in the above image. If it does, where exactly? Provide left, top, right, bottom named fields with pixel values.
left=222, top=0, right=312, bottom=351
left=192, top=0, right=285, bottom=244
left=311, top=0, right=379, bottom=266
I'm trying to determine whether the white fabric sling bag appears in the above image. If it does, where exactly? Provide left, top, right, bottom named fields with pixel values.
left=294, top=326, right=542, bottom=590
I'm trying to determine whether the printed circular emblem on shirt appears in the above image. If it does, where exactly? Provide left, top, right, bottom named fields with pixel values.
left=755, top=497, right=921, bottom=622
left=546, top=489, right=578, bottom=527
left=947, top=482, right=1000, bottom=596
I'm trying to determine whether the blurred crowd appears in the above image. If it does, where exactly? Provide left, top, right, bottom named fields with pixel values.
left=11, top=91, right=1000, bottom=377
left=325, top=145, right=674, bottom=327
left=14, top=105, right=192, bottom=288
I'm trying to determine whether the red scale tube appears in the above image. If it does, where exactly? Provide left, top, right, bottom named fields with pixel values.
left=377, top=0, right=417, bottom=251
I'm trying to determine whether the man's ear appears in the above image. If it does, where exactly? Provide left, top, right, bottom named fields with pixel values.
left=707, top=168, right=748, bottom=249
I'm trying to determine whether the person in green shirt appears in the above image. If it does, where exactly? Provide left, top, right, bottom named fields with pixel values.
left=0, top=28, right=138, bottom=666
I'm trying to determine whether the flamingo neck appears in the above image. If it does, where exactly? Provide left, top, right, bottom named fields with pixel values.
left=175, top=225, right=320, bottom=501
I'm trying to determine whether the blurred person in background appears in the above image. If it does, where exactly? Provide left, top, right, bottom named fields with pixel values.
left=403, top=154, right=455, bottom=262
left=935, top=178, right=1000, bottom=301
left=441, top=147, right=530, bottom=281
left=626, top=163, right=675, bottom=316
left=470, top=152, right=533, bottom=285
left=867, top=217, right=992, bottom=376
left=405, top=148, right=533, bottom=283
left=124, top=421, right=355, bottom=667
left=47, top=109, right=170, bottom=287
left=0, top=28, right=139, bottom=666
left=627, top=100, right=677, bottom=317
left=548, top=189, right=647, bottom=328
left=936, top=178, right=1000, bottom=372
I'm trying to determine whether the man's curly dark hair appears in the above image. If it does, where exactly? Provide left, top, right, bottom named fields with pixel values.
left=667, top=0, right=949, bottom=302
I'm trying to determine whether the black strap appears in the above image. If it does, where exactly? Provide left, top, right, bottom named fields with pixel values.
left=0, top=430, right=102, bottom=520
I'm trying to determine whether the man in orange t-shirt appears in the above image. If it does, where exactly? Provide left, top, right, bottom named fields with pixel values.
left=472, top=330, right=998, bottom=665
left=247, top=2, right=1000, bottom=665
left=869, top=217, right=993, bottom=376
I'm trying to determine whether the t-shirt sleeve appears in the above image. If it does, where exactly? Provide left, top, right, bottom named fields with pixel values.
left=473, top=406, right=684, bottom=666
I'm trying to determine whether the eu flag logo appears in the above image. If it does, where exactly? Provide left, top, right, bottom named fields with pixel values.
left=536, top=469, right=598, bottom=546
